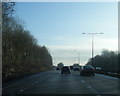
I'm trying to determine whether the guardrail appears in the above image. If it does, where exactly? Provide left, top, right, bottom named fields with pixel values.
left=95, top=71, right=120, bottom=78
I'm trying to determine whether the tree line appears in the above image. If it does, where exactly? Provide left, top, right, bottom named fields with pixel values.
left=86, top=49, right=119, bottom=74
left=2, top=2, right=53, bottom=82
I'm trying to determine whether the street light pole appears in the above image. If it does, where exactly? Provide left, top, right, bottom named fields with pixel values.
left=92, top=33, right=94, bottom=66
left=73, top=50, right=76, bottom=64
left=78, top=52, right=80, bottom=65
left=82, top=33, right=103, bottom=66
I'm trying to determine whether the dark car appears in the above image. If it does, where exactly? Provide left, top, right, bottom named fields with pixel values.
left=61, top=66, right=70, bottom=74
left=79, top=66, right=82, bottom=70
left=74, top=67, right=80, bottom=71
left=70, top=66, right=74, bottom=70
left=95, top=67, right=102, bottom=73
left=56, top=67, right=60, bottom=70
left=80, top=65, right=95, bottom=76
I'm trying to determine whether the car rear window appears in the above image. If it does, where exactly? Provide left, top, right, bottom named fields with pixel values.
left=63, top=67, right=69, bottom=69
left=83, top=66, right=93, bottom=69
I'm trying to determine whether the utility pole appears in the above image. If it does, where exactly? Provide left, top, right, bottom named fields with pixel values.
left=78, top=52, right=80, bottom=65
left=82, top=33, right=103, bottom=66
left=73, top=50, right=76, bottom=64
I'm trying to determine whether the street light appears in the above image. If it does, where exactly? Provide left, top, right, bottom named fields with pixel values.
left=73, top=50, right=76, bottom=64
left=78, top=52, right=80, bottom=65
left=82, top=32, right=103, bottom=66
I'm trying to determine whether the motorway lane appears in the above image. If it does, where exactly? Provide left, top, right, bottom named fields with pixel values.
left=2, top=70, right=119, bottom=95
left=2, top=70, right=55, bottom=95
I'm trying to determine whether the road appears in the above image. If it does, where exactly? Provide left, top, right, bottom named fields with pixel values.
left=2, top=70, right=119, bottom=95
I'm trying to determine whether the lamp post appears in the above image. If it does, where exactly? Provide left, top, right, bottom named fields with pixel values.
left=82, top=33, right=103, bottom=66
left=78, top=51, right=80, bottom=65
left=73, top=50, right=76, bottom=64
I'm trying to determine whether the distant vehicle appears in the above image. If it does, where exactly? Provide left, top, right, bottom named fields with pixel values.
left=56, top=67, right=60, bottom=70
left=73, top=63, right=79, bottom=68
left=57, top=62, right=64, bottom=69
left=61, top=66, right=70, bottom=74
left=95, top=67, right=102, bottom=70
left=80, top=65, right=95, bottom=76
left=79, top=66, right=82, bottom=70
left=70, top=66, right=74, bottom=70
left=95, top=67, right=102, bottom=73
left=74, top=67, right=80, bottom=71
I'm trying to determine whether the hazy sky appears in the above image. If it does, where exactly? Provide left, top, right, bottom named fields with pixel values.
left=15, top=2, right=118, bottom=66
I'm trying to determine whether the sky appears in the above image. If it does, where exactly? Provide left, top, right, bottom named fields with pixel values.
left=14, top=2, right=118, bottom=66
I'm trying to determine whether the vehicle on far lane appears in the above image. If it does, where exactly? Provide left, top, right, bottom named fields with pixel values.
left=74, top=67, right=80, bottom=71
left=61, top=66, right=70, bottom=74
left=79, top=66, right=82, bottom=70
left=95, top=67, right=101, bottom=70
left=70, top=66, right=74, bottom=70
left=56, top=67, right=60, bottom=70
left=80, top=65, right=95, bottom=76
left=95, top=67, right=102, bottom=73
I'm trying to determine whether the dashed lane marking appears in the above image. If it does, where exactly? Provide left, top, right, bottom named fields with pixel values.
left=81, top=80, right=85, bottom=83
left=80, top=79, right=99, bottom=94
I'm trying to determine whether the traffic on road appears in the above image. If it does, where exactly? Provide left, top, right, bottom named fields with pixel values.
left=2, top=69, right=119, bottom=95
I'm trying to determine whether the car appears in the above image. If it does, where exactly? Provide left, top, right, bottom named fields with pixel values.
left=79, top=66, right=82, bottom=70
left=80, top=65, right=95, bottom=76
left=56, top=67, right=60, bottom=70
left=61, top=66, right=70, bottom=74
left=74, top=67, right=80, bottom=71
left=70, top=66, right=74, bottom=70
left=95, top=67, right=102, bottom=70
left=95, top=67, right=102, bottom=73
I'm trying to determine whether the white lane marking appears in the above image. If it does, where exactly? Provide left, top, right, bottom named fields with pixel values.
left=87, top=84, right=98, bottom=94
left=17, top=87, right=28, bottom=93
left=86, top=84, right=98, bottom=94
left=20, top=90, right=24, bottom=92
left=16, top=74, right=55, bottom=93
left=87, top=85, right=92, bottom=89
left=35, top=81, right=39, bottom=84
left=81, top=80, right=85, bottom=83
left=18, top=89, right=24, bottom=93
left=31, top=84, right=35, bottom=86
left=3, top=73, right=54, bottom=90
left=81, top=79, right=99, bottom=94
left=3, top=80, right=25, bottom=90
left=5, top=72, right=55, bottom=94
left=23, top=88, right=27, bottom=90
left=3, top=71, right=52, bottom=90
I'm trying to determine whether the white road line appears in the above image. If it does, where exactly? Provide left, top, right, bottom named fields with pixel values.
left=19, top=89, right=24, bottom=92
left=16, top=74, right=55, bottom=93
left=3, top=73, right=54, bottom=90
left=87, top=84, right=98, bottom=94
left=2, top=71, right=50, bottom=89
left=81, top=80, right=85, bottom=83
left=18, top=88, right=27, bottom=93
left=23, top=88, right=27, bottom=90
left=4, top=72, right=55, bottom=95
left=3, top=79, right=27, bottom=90
left=81, top=79, right=99, bottom=94
left=87, top=85, right=92, bottom=89
left=96, top=95, right=101, bottom=96
left=35, top=81, right=39, bottom=84
left=17, top=89, right=24, bottom=94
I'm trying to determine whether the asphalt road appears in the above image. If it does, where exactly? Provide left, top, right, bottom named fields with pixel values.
left=2, top=70, right=119, bottom=95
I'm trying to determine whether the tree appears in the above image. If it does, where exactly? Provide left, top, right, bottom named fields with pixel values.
left=86, top=49, right=118, bottom=73
left=2, top=2, right=53, bottom=82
